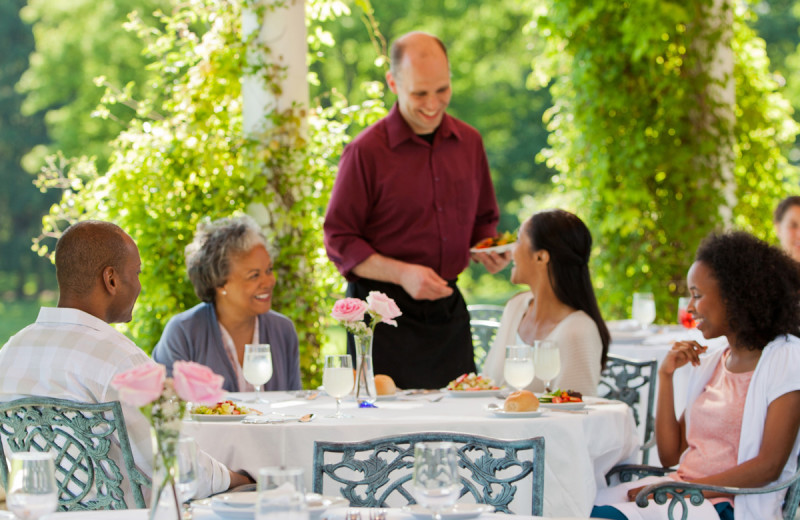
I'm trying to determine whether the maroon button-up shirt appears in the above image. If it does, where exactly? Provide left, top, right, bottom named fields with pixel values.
left=324, top=104, right=500, bottom=281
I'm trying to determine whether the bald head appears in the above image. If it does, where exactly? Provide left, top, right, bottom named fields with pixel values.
left=55, top=221, right=141, bottom=323
left=389, top=32, right=449, bottom=82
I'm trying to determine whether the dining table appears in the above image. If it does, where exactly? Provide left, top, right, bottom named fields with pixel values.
left=182, top=389, right=639, bottom=518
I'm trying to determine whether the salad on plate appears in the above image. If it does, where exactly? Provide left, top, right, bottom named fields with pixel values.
left=191, top=400, right=260, bottom=416
left=446, top=373, right=500, bottom=392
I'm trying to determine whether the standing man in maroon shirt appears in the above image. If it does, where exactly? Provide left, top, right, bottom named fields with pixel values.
left=323, top=31, right=510, bottom=389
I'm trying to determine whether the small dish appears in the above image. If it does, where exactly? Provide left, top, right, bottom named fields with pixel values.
left=538, top=401, right=586, bottom=411
left=376, top=393, right=398, bottom=401
left=490, top=409, right=545, bottom=418
left=402, top=503, right=493, bottom=519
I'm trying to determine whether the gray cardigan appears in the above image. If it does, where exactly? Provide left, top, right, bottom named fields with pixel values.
left=153, top=302, right=302, bottom=392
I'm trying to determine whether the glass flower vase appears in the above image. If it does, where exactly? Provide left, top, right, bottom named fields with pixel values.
left=149, top=427, right=181, bottom=520
left=354, top=334, right=377, bottom=406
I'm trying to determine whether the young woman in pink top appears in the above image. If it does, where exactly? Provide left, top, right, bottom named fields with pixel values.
left=593, top=232, right=800, bottom=520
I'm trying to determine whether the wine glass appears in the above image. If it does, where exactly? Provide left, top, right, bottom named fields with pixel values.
left=243, top=343, right=273, bottom=404
left=504, top=344, right=534, bottom=392
left=534, top=340, right=560, bottom=392
left=323, top=355, right=354, bottom=419
left=256, top=467, right=307, bottom=520
left=677, top=296, right=696, bottom=329
left=6, top=452, right=59, bottom=520
left=411, top=442, right=460, bottom=520
left=177, top=437, right=199, bottom=518
left=632, top=292, right=656, bottom=330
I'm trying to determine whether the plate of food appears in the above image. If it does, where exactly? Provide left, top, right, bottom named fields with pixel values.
left=537, top=389, right=586, bottom=410
left=470, top=231, right=516, bottom=254
left=402, top=503, right=492, bottom=520
left=190, top=400, right=261, bottom=421
left=444, top=373, right=500, bottom=397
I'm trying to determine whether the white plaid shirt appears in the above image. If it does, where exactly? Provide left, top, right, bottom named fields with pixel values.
left=0, top=307, right=230, bottom=501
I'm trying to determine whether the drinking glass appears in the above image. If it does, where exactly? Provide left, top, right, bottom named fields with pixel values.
left=632, top=292, right=656, bottom=330
left=243, top=343, right=273, bottom=404
left=256, top=467, right=308, bottom=520
left=411, top=442, right=460, bottom=520
left=534, top=340, right=560, bottom=392
left=177, top=437, right=199, bottom=516
left=323, top=355, right=354, bottom=419
left=677, top=296, right=696, bottom=329
left=503, top=344, right=534, bottom=392
left=6, top=452, right=58, bottom=520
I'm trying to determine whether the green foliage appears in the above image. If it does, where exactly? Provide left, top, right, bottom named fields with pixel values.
left=530, top=0, right=798, bottom=321
left=33, top=0, right=384, bottom=388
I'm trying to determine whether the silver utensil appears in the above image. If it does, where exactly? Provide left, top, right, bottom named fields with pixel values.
left=242, top=413, right=316, bottom=424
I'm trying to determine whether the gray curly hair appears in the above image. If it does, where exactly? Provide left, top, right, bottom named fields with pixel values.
left=185, top=215, right=269, bottom=303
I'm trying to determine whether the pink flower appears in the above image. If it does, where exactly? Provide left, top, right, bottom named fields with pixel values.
left=367, top=291, right=402, bottom=326
left=172, top=361, right=225, bottom=404
left=111, top=363, right=166, bottom=407
left=331, top=298, right=368, bottom=323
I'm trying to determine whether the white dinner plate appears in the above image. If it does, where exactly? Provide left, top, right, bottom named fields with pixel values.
left=402, top=503, right=493, bottom=519
left=445, top=389, right=501, bottom=398
left=376, top=393, right=398, bottom=401
left=209, top=491, right=347, bottom=520
left=191, top=414, right=249, bottom=422
left=538, top=401, right=586, bottom=411
left=469, top=242, right=516, bottom=254
left=490, top=409, right=545, bottom=418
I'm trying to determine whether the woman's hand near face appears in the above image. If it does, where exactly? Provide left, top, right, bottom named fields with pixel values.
left=659, top=341, right=708, bottom=377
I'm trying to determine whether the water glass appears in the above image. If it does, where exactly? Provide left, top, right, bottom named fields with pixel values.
left=504, top=344, right=534, bottom=391
left=177, top=437, right=199, bottom=505
left=411, top=442, right=460, bottom=520
left=243, top=343, right=274, bottom=404
left=534, top=340, right=560, bottom=392
left=256, top=467, right=308, bottom=520
left=677, top=296, right=696, bottom=329
left=6, top=452, right=58, bottom=520
left=632, top=292, right=656, bottom=329
left=323, top=355, right=354, bottom=419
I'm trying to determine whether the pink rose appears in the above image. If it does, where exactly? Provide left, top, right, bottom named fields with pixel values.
left=367, top=291, right=402, bottom=326
left=172, top=361, right=225, bottom=404
left=331, top=298, right=368, bottom=323
left=111, top=363, right=166, bottom=407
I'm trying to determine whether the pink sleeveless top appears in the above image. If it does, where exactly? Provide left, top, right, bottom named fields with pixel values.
left=674, top=349, right=753, bottom=505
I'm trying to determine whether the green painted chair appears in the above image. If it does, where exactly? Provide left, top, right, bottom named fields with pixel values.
left=312, top=432, right=545, bottom=515
left=0, top=397, right=149, bottom=511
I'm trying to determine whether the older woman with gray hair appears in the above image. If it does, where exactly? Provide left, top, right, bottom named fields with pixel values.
left=153, top=215, right=302, bottom=392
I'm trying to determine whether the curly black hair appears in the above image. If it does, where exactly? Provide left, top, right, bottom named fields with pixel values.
left=695, top=231, right=800, bottom=350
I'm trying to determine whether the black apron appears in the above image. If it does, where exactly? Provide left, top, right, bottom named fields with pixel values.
left=346, top=278, right=476, bottom=389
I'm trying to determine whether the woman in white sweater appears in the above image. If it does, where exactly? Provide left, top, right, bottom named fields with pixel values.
left=482, top=209, right=609, bottom=395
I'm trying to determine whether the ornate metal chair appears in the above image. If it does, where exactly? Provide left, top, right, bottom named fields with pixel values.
left=0, top=397, right=149, bottom=511
left=609, top=449, right=800, bottom=520
left=312, top=432, right=545, bottom=515
left=598, top=354, right=657, bottom=464
left=467, top=304, right=504, bottom=371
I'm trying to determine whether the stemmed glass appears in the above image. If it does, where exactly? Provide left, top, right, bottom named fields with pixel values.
left=256, top=467, right=307, bottom=520
left=177, top=437, right=199, bottom=519
left=243, top=343, right=273, bottom=404
left=534, top=340, right=560, bottom=392
left=6, top=452, right=59, bottom=520
left=504, top=344, right=534, bottom=392
left=323, top=355, right=354, bottom=419
left=632, top=292, right=656, bottom=330
left=411, top=442, right=460, bottom=520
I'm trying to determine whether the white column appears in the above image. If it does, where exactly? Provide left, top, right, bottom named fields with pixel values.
left=242, top=0, right=308, bottom=136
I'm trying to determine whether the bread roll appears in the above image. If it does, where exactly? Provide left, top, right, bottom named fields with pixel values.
left=374, top=374, right=397, bottom=396
left=504, top=390, right=539, bottom=412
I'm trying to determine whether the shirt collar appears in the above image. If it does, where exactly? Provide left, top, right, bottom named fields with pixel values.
left=36, top=307, right=110, bottom=332
left=385, top=103, right=462, bottom=149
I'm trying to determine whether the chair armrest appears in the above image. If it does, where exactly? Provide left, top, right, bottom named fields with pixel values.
left=606, top=464, right=672, bottom=485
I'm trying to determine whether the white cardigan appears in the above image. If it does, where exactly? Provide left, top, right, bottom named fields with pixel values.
left=481, top=292, right=603, bottom=396
left=683, top=335, right=800, bottom=520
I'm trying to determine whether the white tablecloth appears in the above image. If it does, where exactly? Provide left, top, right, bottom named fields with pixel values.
left=183, top=391, right=638, bottom=518
left=40, top=507, right=588, bottom=519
